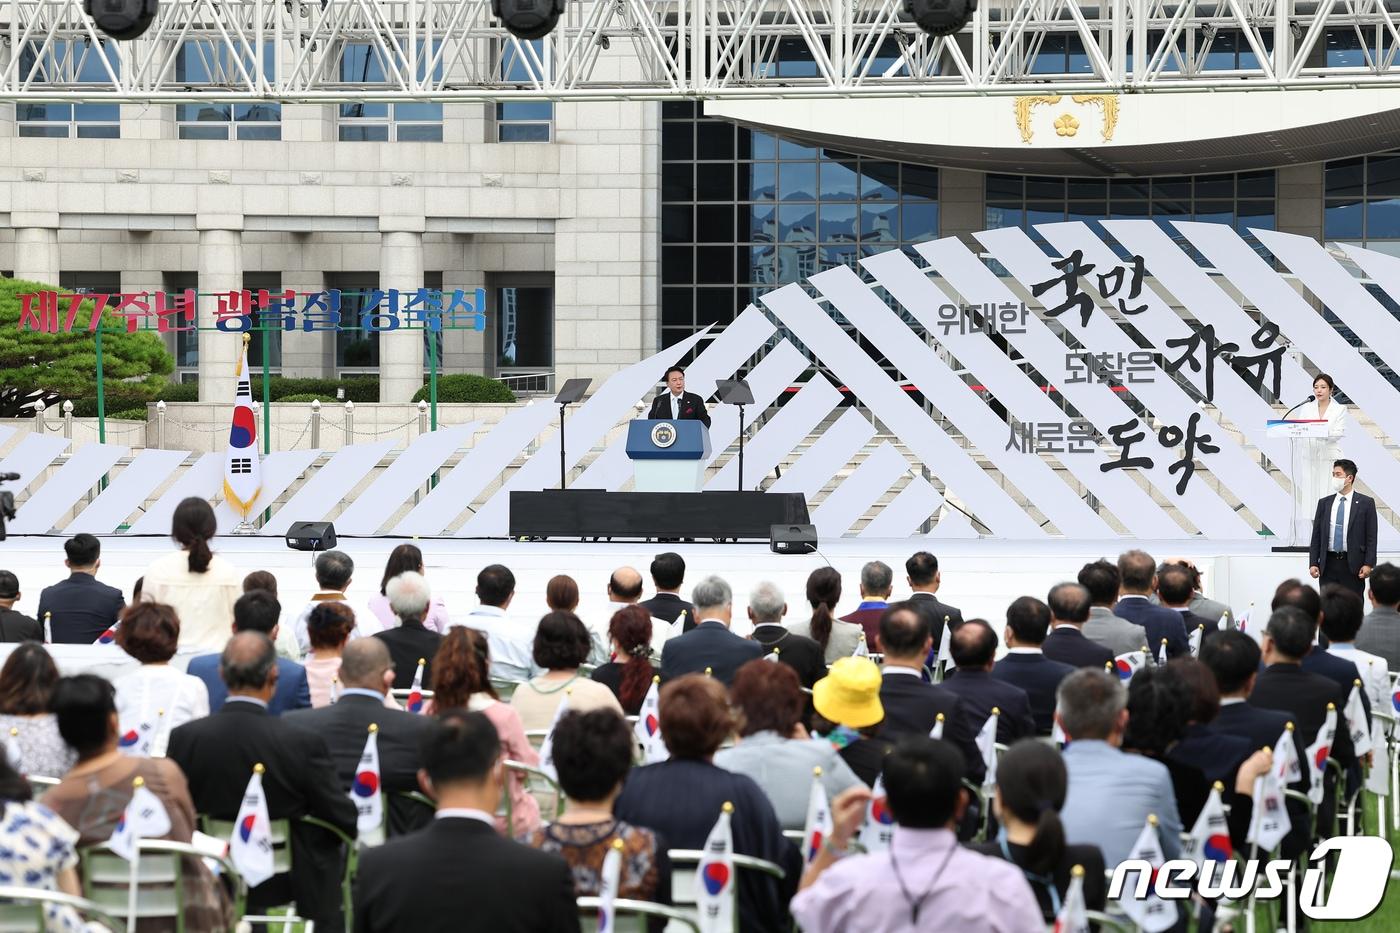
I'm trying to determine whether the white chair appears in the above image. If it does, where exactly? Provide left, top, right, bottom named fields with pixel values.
left=666, top=848, right=786, bottom=914
left=576, top=896, right=701, bottom=932
left=80, top=838, right=243, bottom=932
left=0, top=884, right=127, bottom=933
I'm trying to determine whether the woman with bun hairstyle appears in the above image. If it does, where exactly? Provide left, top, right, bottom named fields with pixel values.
left=140, top=497, right=241, bottom=651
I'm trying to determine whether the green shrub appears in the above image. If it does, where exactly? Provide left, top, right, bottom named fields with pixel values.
left=108, top=408, right=149, bottom=421
left=412, top=374, right=514, bottom=404
left=277, top=393, right=338, bottom=403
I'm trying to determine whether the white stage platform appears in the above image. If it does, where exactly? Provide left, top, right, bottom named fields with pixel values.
left=0, top=535, right=1387, bottom=637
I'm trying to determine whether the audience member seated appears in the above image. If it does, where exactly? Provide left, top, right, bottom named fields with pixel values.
left=1160, top=658, right=1253, bottom=824
left=36, top=534, right=122, bottom=644
left=528, top=709, right=671, bottom=916
left=1322, top=584, right=1390, bottom=712
left=747, top=581, right=824, bottom=689
left=242, top=570, right=301, bottom=660
left=811, top=657, right=893, bottom=787
left=367, top=543, right=451, bottom=634
left=139, top=497, right=241, bottom=652
left=716, top=659, right=862, bottom=830
left=188, top=589, right=311, bottom=715
left=1041, top=583, right=1114, bottom=670
left=511, top=611, right=623, bottom=732
left=905, top=551, right=963, bottom=666
left=353, top=711, right=580, bottom=932
left=167, top=632, right=358, bottom=933
left=614, top=674, right=799, bottom=933
left=462, top=564, right=538, bottom=684
left=46, top=674, right=233, bottom=931
left=1156, top=563, right=1218, bottom=645
left=546, top=574, right=580, bottom=612
left=658, top=576, right=762, bottom=685
left=285, top=639, right=434, bottom=838
left=1113, top=550, right=1190, bottom=659
left=639, top=552, right=695, bottom=628
left=941, top=619, right=1036, bottom=744
left=0, top=755, right=90, bottom=930
left=1164, top=558, right=1233, bottom=628
left=292, top=550, right=380, bottom=657
left=1122, top=664, right=1214, bottom=826
left=788, top=566, right=862, bottom=664
left=971, top=740, right=1107, bottom=922
left=1077, top=560, right=1150, bottom=656
left=1357, top=561, right=1400, bottom=669
left=875, top=603, right=984, bottom=782
left=0, top=571, right=41, bottom=644
left=604, top=566, right=666, bottom=658
left=303, top=601, right=365, bottom=708
left=1273, top=579, right=1368, bottom=704
left=374, top=571, right=444, bottom=691
left=0, top=643, right=76, bottom=777
left=590, top=605, right=659, bottom=715
left=428, top=627, right=540, bottom=838
left=790, top=737, right=1043, bottom=933
left=1056, top=669, right=1182, bottom=866
left=838, top=561, right=893, bottom=646
left=112, top=602, right=210, bottom=756
left=991, top=597, right=1075, bottom=735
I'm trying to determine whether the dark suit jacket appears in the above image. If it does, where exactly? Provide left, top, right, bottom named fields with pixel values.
left=1041, top=626, right=1114, bottom=671
left=990, top=653, right=1075, bottom=735
left=187, top=654, right=312, bottom=716
left=373, top=624, right=443, bottom=690
left=283, top=693, right=434, bottom=838
left=1251, top=663, right=1356, bottom=771
left=647, top=390, right=711, bottom=428
left=167, top=700, right=358, bottom=930
left=939, top=669, right=1036, bottom=745
left=838, top=736, right=895, bottom=787
left=659, top=619, right=762, bottom=685
left=750, top=624, right=825, bottom=689
left=840, top=603, right=888, bottom=646
left=877, top=672, right=985, bottom=783
left=353, top=817, right=579, bottom=933
left=36, top=573, right=124, bottom=644
left=1309, top=491, right=1379, bottom=576
left=907, top=592, right=963, bottom=662
left=0, top=609, right=41, bottom=643
left=1302, top=649, right=1370, bottom=716
left=1114, top=596, right=1190, bottom=659
left=1173, top=609, right=1217, bottom=645
left=1213, top=699, right=1312, bottom=857
left=640, top=592, right=694, bottom=626
left=1166, top=723, right=1254, bottom=825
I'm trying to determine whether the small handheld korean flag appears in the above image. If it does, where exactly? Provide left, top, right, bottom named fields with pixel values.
left=929, top=712, right=945, bottom=741
left=763, top=647, right=780, bottom=663
left=350, top=724, right=384, bottom=839
left=1113, top=651, right=1147, bottom=683
left=406, top=659, right=426, bottom=714
left=695, top=802, right=735, bottom=933
left=94, top=621, right=119, bottom=646
left=108, top=776, right=172, bottom=862
left=858, top=774, right=896, bottom=853
left=1189, top=625, right=1205, bottom=658
left=936, top=617, right=952, bottom=668
left=538, top=689, right=571, bottom=780
left=222, top=333, right=263, bottom=521
left=1156, top=638, right=1169, bottom=666
left=1246, top=748, right=1292, bottom=852
left=1117, top=815, right=1178, bottom=933
left=4, top=727, right=20, bottom=772
left=1053, top=865, right=1090, bottom=933
left=596, top=837, right=624, bottom=933
left=1181, top=782, right=1232, bottom=879
left=1235, top=603, right=1253, bottom=634
left=852, top=633, right=870, bottom=658
left=329, top=678, right=340, bottom=705
left=1274, top=722, right=1302, bottom=785
left=1051, top=705, right=1067, bottom=745
left=230, top=763, right=276, bottom=888
left=1305, top=706, right=1338, bottom=805
left=1345, top=681, right=1374, bottom=756
left=1367, top=716, right=1390, bottom=795
left=976, top=707, right=999, bottom=789
left=801, top=768, right=833, bottom=866
left=633, top=676, right=667, bottom=765
left=42, top=612, right=51, bottom=645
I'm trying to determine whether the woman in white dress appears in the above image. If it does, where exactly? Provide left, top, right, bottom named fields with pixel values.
left=113, top=602, right=209, bottom=758
left=1293, top=374, right=1346, bottom=543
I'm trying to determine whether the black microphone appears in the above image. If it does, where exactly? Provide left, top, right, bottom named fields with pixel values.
left=0, top=473, right=18, bottom=482
left=1280, top=395, right=1314, bottom=420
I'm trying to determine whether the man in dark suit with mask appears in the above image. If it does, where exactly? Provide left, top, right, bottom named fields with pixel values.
left=1309, top=458, right=1377, bottom=598
left=646, top=365, right=711, bottom=428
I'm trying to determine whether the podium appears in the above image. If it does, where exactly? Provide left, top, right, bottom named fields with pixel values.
left=1267, top=419, right=1332, bottom=548
left=1265, top=419, right=1330, bottom=439
left=627, top=419, right=712, bottom=492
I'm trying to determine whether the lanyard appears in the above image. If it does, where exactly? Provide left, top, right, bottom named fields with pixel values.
left=998, top=835, right=1062, bottom=916
left=889, top=837, right=958, bottom=925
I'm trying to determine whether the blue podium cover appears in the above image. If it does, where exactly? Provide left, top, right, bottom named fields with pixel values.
left=626, top=419, right=711, bottom=461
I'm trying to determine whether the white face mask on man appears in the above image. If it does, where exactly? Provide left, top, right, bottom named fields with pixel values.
left=1331, top=475, right=1348, bottom=493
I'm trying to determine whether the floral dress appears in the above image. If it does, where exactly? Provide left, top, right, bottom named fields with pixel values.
left=0, top=798, right=92, bottom=931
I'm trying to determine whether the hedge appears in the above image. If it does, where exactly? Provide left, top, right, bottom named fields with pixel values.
left=66, top=373, right=513, bottom=412
left=277, top=393, right=339, bottom=403
left=412, top=374, right=515, bottom=404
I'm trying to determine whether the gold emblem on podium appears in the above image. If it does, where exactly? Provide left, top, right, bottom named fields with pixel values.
left=651, top=422, right=678, bottom=448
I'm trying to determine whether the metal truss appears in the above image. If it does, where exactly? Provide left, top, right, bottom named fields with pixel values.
left=4, top=0, right=1400, bottom=102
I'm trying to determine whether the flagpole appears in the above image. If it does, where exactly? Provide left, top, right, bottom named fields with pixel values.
left=127, top=776, right=143, bottom=932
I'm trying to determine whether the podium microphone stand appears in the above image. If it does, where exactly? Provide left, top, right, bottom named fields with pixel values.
left=717, top=378, right=756, bottom=492
left=553, top=378, right=592, bottom=490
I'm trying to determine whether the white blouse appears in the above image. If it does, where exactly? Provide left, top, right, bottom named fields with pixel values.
left=114, top=664, right=210, bottom=757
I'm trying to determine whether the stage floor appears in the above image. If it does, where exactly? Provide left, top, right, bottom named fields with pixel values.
left=0, top=535, right=1376, bottom=633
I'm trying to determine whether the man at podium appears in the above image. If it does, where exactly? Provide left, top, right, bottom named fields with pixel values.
left=646, top=365, right=711, bottom=427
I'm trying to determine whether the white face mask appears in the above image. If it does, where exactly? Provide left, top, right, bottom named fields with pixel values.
left=1331, top=475, right=1348, bottom=493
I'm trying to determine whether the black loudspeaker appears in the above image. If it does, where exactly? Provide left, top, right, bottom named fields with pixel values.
left=286, top=521, right=337, bottom=552
left=770, top=523, right=817, bottom=555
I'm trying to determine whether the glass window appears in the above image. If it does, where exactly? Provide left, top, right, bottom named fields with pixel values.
left=819, top=162, right=860, bottom=201
left=340, top=41, right=443, bottom=142
left=17, top=40, right=121, bottom=138
left=497, top=286, right=553, bottom=370
left=176, top=41, right=279, bottom=140
left=1325, top=200, right=1365, bottom=239
left=496, top=40, right=553, bottom=142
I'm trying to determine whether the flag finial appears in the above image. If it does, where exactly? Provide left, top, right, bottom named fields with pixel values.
left=418, top=658, right=426, bottom=665
left=1147, top=813, right=1158, bottom=827
left=368, top=723, right=379, bottom=734
left=812, top=766, right=823, bottom=778
left=705, top=667, right=713, bottom=677
left=1327, top=702, right=1336, bottom=711
left=722, top=801, right=734, bottom=814
left=1070, top=864, right=1085, bottom=879
left=254, top=762, right=265, bottom=775
left=1354, top=678, right=1364, bottom=687
left=652, top=675, right=661, bottom=684
left=1285, top=721, right=1295, bottom=731
left=935, top=712, right=944, bottom=722
left=242, top=332, right=251, bottom=348
left=991, top=706, right=1000, bottom=716
left=1213, top=780, right=1224, bottom=792
left=611, top=837, right=625, bottom=851
left=132, top=776, right=144, bottom=789
left=7, top=728, right=16, bottom=738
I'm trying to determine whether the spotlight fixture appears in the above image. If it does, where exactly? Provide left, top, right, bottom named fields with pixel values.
left=492, top=0, right=566, bottom=40
left=903, top=0, right=977, bottom=38
left=84, top=0, right=159, bottom=40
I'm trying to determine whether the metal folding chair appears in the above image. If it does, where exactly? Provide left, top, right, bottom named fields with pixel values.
left=0, top=884, right=128, bottom=933
left=576, top=896, right=701, bottom=932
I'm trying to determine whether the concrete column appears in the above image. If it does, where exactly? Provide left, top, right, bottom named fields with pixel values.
left=197, top=221, right=245, bottom=402
left=13, top=214, right=60, bottom=285
left=936, top=168, right=987, bottom=244
left=1276, top=163, right=1324, bottom=242
left=379, top=222, right=425, bottom=403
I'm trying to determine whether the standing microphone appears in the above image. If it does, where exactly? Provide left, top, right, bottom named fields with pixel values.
left=1280, top=395, right=1314, bottom=419
left=0, top=473, right=18, bottom=482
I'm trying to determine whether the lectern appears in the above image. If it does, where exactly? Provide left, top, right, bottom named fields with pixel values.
left=1266, top=418, right=1332, bottom=548
left=626, top=420, right=712, bottom=492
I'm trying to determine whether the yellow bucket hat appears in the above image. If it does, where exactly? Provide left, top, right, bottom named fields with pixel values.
left=812, top=656, right=885, bottom=729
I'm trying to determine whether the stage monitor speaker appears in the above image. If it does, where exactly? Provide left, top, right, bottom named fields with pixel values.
left=770, top=523, right=817, bottom=555
left=286, top=521, right=337, bottom=552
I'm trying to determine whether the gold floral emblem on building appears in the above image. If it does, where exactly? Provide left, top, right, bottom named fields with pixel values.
left=1015, top=94, right=1118, bottom=143
left=1053, top=113, right=1079, bottom=137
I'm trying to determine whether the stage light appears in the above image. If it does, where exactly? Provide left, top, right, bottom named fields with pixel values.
left=84, top=0, right=159, bottom=40
left=903, top=0, right=977, bottom=38
left=492, top=0, right=565, bottom=40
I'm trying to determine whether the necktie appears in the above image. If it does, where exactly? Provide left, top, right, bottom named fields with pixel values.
left=1333, top=496, right=1346, bottom=552
left=672, top=395, right=680, bottom=419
